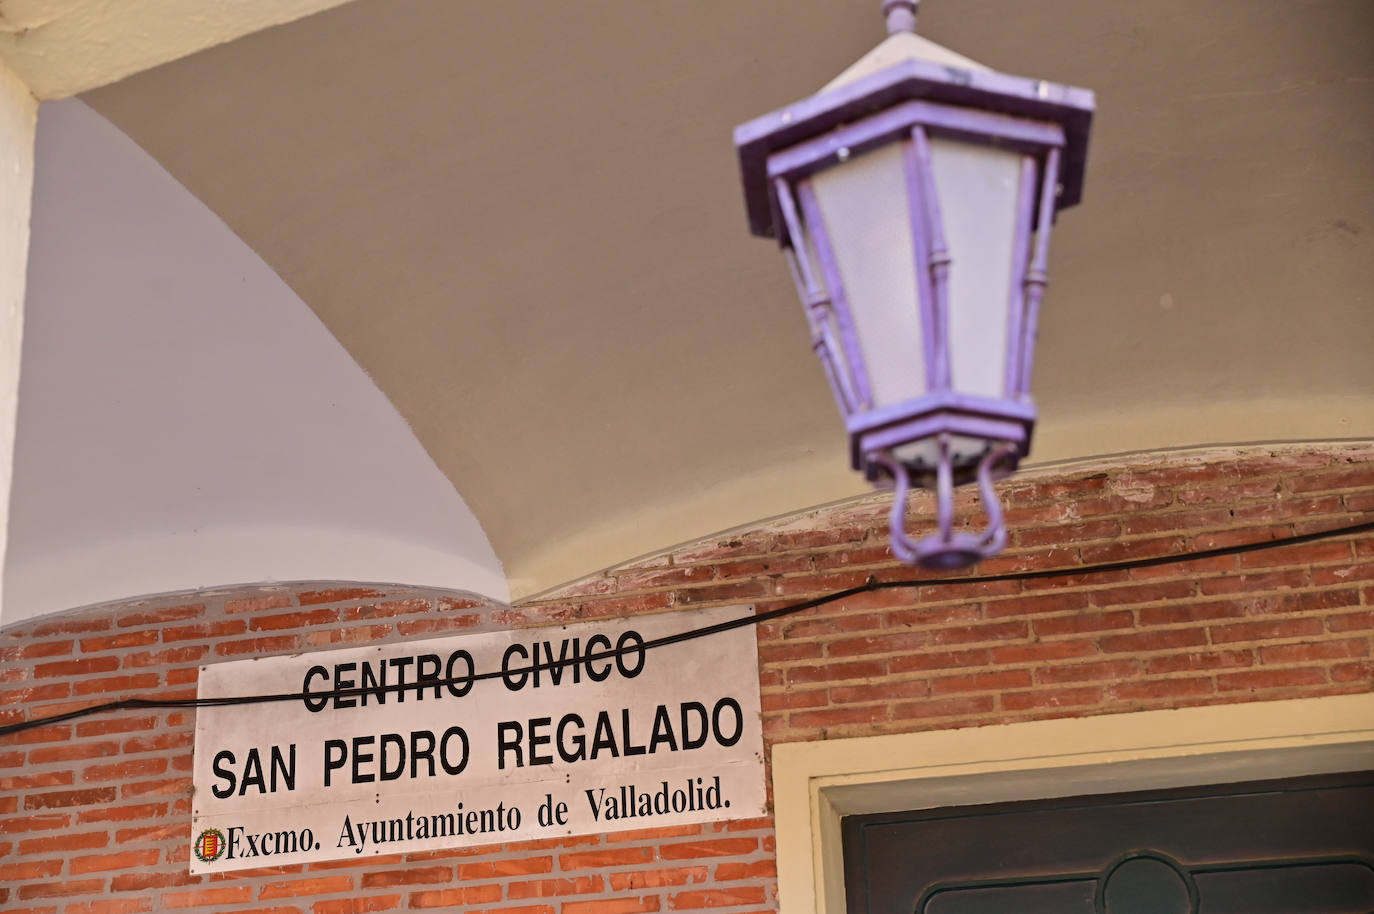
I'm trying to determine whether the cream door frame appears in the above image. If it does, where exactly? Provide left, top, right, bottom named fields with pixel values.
left=771, top=692, right=1374, bottom=914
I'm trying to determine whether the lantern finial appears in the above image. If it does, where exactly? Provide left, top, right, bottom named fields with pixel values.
left=881, top=0, right=918, bottom=35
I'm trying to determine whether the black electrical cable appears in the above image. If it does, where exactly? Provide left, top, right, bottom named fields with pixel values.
left=1, top=518, right=1369, bottom=739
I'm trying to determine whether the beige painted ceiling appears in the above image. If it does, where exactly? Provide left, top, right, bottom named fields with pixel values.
left=81, top=0, right=1373, bottom=597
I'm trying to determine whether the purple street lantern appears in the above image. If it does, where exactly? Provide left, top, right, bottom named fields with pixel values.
left=735, top=0, right=1095, bottom=570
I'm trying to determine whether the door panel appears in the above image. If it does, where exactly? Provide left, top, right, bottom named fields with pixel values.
left=842, top=770, right=1374, bottom=914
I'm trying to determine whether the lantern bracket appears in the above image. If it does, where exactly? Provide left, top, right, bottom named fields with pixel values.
left=870, top=438, right=1015, bottom=570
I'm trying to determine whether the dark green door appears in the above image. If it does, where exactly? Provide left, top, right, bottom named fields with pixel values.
left=842, top=770, right=1374, bottom=913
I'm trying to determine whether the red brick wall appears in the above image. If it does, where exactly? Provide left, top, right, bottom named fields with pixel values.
left=1, top=443, right=1371, bottom=913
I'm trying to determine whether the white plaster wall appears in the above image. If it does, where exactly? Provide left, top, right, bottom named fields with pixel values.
left=0, top=61, right=37, bottom=626
left=3, top=98, right=508, bottom=625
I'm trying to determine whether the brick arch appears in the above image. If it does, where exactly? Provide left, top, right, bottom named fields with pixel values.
left=0, top=442, right=1370, bottom=912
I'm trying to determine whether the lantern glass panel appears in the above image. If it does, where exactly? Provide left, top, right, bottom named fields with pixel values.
left=930, top=138, right=1025, bottom=400
left=810, top=143, right=927, bottom=409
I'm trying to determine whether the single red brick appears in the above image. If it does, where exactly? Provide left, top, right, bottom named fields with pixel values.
left=669, top=886, right=769, bottom=907
left=1217, top=668, right=1328, bottom=691
left=64, top=900, right=157, bottom=914
left=76, top=802, right=167, bottom=824
left=1238, top=541, right=1354, bottom=569
left=116, top=823, right=184, bottom=844
left=658, top=837, right=760, bottom=860
left=119, top=776, right=191, bottom=799
left=360, top=867, right=452, bottom=888
left=559, top=847, right=653, bottom=869
left=408, top=885, right=501, bottom=908
left=1331, top=660, right=1374, bottom=682
left=562, top=897, right=660, bottom=914
left=1145, top=650, right=1254, bottom=674
left=16, top=877, right=106, bottom=899
left=758, top=642, right=824, bottom=663
left=108, top=870, right=195, bottom=891
left=889, top=695, right=998, bottom=721
left=1119, top=508, right=1233, bottom=536
left=259, top=876, right=354, bottom=899
left=160, top=620, right=245, bottom=643
left=1138, top=602, right=1247, bottom=626
left=577, top=592, right=675, bottom=619
left=75, top=715, right=156, bottom=737
left=161, top=887, right=253, bottom=908
left=1012, top=519, right=1122, bottom=548
left=714, top=859, right=778, bottom=880
left=1089, top=581, right=1196, bottom=607
left=1109, top=678, right=1214, bottom=701
left=396, top=617, right=482, bottom=636
left=122, top=731, right=194, bottom=754
left=29, top=616, right=111, bottom=636
left=992, top=640, right=1097, bottom=664
left=927, top=620, right=1029, bottom=646
left=1100, top=629, right=1207, bottom=653
left=760, top=689, right=828, bottom=712
left=14, top=640, right=74, bottom=659
left=981, top=591, right=1090, bottom=619
left=6, top=723, right=71, bottom=744
left=311, top=897, right=403, bottom=914
left=215, top=635, right=301, bottom=656
left=80, top=630, right=160, bottom=652
left=604, top=825, right=703, bottom=844
left=889, top=648, right=993, bottom=673
left=32, top=656, right=120, bottom=678
left=122, top=645, right=208, bottom=669
left=69, top=848, right=160, bottom=874
left=609, top=866, right=709, bottom=890
left=1036, top=660, right=1141, bottom=684
left=676, top=581, right=771, bottom=605
left=297, top=587, right=387, bottom=605
left=829, top=680, right=928, bottom=704
left=116, top=604, right=204, bottom=627
left=1209, top=618, right=1325, bottom=644
left=15, top=830, right=107, bottom=857
left=784, top=612, right=887, bottom=639
left=1081, top=537, right=1187, bottom=565
left=1327, top=610, right=1374, bottom=633
left=1002, top=686, right=1103, bottom=711
left=790, top=705, right=887, bottom=728
left=224, top=594, right=294, bottom=614
left=1287, top=467, right=1374, bottom=493
left=1312, top=563, right=1374, bottom=586
left=72, top=673, right=160, bottom=696
left=506, top=876, right=603, bottom=898
left=24, top=787, right=116, bottom=810
left=931, top=670, right=1033, bottom=695
left=1260, top=640, right=1368, bottom=664
left=887, top=605, right=983, bottom=628
left=1033, top=611, right=1134, bottom=637
left=0, top=814, right=69, bottom=835
left=83, top=758, right=169, bottom=782
left=0, top=859, right=63, bottom=880
left=250, top=609, right=339, bottom=631
left=0, top=771, right=72, bottom=790
left=786, top=660, right=887, bottom=684
left=771, top=571, right=871, bottom=597
left=306, top=625, right=394, bottom=647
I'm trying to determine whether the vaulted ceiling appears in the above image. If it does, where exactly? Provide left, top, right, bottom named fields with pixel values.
left=74, top=0, right=1374, bottom=597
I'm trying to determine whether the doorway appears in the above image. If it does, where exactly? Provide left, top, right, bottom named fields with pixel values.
left=842, top=770, right=1374, bottom=913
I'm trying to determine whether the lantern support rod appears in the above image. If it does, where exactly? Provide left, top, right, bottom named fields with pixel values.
left=1020, top=146, right=1061, bottom=394
left=911, top=127, right=953, bottom=389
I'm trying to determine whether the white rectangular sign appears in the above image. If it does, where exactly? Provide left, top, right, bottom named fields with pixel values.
left=191, top=606, right=764, bottom=872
